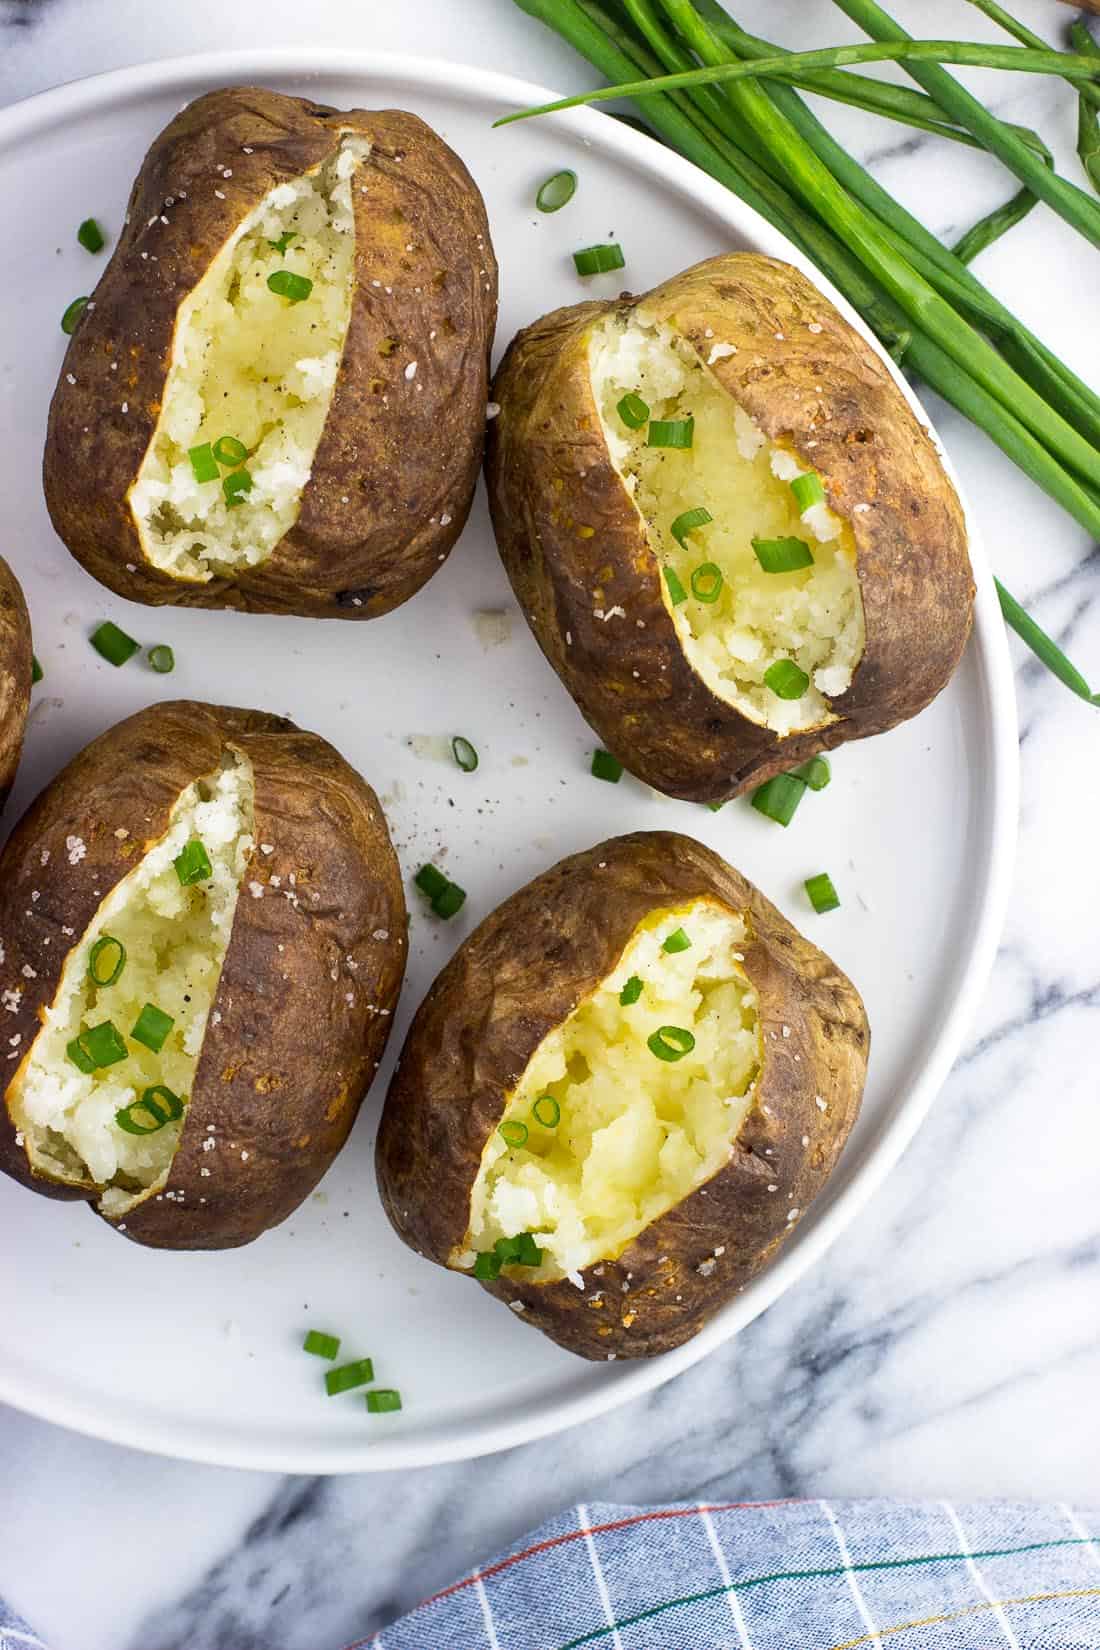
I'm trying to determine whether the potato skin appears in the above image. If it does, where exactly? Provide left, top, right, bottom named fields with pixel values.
left=486, top=253, right=974, bottom=802
left=0, top=700, right=407, bottom=1248
left=44, top=86, right=498, bottom=619
left=0, top=557, right=31, bottom=814
left=377, top=831, right=868, bottom=1360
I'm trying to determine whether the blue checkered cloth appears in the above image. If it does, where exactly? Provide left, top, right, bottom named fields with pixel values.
left=4, top=1497, right=1100, bottom=1648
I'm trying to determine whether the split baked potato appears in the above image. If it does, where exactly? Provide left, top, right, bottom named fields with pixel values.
left=0, top=700, right=406, bottom=1248
left=44, top=86, right=498, bottom=619
left=486, top=253, right=974, bottom=802
left=377, top=831, right=868, bottom=1360
left=0, top=556, right=31, bottom=813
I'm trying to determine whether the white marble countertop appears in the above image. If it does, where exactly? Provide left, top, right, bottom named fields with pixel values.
left=1, top=3, right=1098, bottom=1647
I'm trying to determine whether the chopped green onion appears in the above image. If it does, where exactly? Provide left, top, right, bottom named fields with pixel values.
left=690, top=562, right=724, bottom=603
left=499, top=1120, right=529, bottom=1149
left=663, top=566, right=687, bottom=606
left=267, top=269, right=313, bottom=302
left=452, top=735, right=478, bottom=773
left=77, top=1020, right=128, bottom=1069
left=536, top=168, right=578, bottom=211
left=617, top=391, right=650, bottom=429
left=66, top=1037, right=96, bottom=1075
left=751, top=773, right=807, bottom=828
left=670, top=506, right=712, bottom=546
left=414, top=864, right=449, bottom=899
left=147, top=644, right=175, bottom=675
left=661, top=927, right=691, bottom=953
left=705, top=801, right=724, bottom=812
left=188, top=443, right=219, bottom=483
left=752, top=536, right=815, bottom=573
left=303, top=1330, right=341, bottom=1360
left=87, top=935, right=126, bottom=988
left=325, top=1358, right=374, bottom=1396
left=131, top=1002, right=174, bottom=1053
left=31, top=655, right=43, bottom=685
left=532, top=1093, right=561, bottom=1128
left=90, top=621, right=139, bottom=667
left=432, top=882, right=466, bottom=920
left=60, top=296, right=88, bottom=334
left=213, top=435, right=248, bottom=467
left=513, top=1231, right=543, bottom=1266
left=222, top=468, right=253, bottom=508
left=619, top=974, right=643, bottom=1006
left=365, top=1388, right=403, bottom=1413
left=647, top=418, right=694, bottom=449
left=115, top=1085, right=183, bottom=1135
left=268, top=231, right=297, bottom=254
left=805, top=872, right=841, bottom=914
left=494, top=1234, right=524, bottom=1262
left=472, top=1251, right=502, bottom=1280
left=790, top=472, right=826, bottom=512
left=793, top=755, right=832, bottom=792
left=647, top=1025, right=696, bottom=1062
left=77, top=217, right=106, bottom=254
left=174, top=837, right=212, bottom=886
left=764, top=659, right=810, bottom=700
left=572, top=241, right=625, bottom=275
left=591, top=748, right=623, bottom=783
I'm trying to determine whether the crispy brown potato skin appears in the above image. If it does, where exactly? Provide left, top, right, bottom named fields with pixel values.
left=377, top=831, right=868, bottom=1360
left=44, top=86, right=498, bottom=619
left=0, top=700, right=407, bottom=1248
left=0, top=557, right=31, bottom=814
left=486, top=253, right=974, bottom=803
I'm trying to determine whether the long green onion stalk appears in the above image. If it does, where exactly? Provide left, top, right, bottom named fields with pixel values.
left=504, top=0, right=1100, bottom=703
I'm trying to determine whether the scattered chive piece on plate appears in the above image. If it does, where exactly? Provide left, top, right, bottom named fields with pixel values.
left=60, top=296, right=88, bottom=334
left=302, top=1330, right=341, bottom=1360
left=365, top=1388, right=403, bottom=1413
left=174, top=837, right=212, bottom=886
left=619, top=974, right=643, bottom=1006
left=188, top=443, right=219, bottom=483
left=661, top=927, right=691, bottom=954
left=499, top=1120, right=529, bottom=1148
left=115, top=1085, right=182, bottom=1135
left=325, top=1358, right=375, bottom=1396
left=148, top=644, right=175, bottom=674
left=31, top=655, right=43, bottom=684
left=752, top=536, right=815, bottom=574
left=532, top=1093, right=561, bottom=1128
left=751, top=773, right=807, bottom=828
left=793, top=755, right=832, bottom=792
left=647, top=1025, right=696, bottom=1062
left=663, top=566, right=687, bottom=606
left=77, top=217, right=105, bottom=253
left=414, top=864, right=450, bottom=899
left=647, top=417, right=694, bottom=449
left=617, top=391, right=649, bottom=429
left=690, top=562, right=723, bottom=603
left=267, top=269, right=313, bottom=302
left=87, top=935, right=126, bottom=988
left=764, top=659, right=810, bottom=700
left=591, top=747, right=623, bottom=783
left=90, top=620, right=139, bottom=667
left=705, top=801, right=724, bottom=813
left=473, top=1251, right=502, bottom=1280
left=131, top=1002, right=175, bottom=1053
left=77, top=1020, right=128, bottom=1069
left=451, top=735, right=478, bottom=773
left=432, top=882, right=466, bottom=920
left=805, top=872, right=841, bottom=914
left=670, top=506, right=712, bottom=546
left=572, top=241, right=625, bottom=276
left=213, top=435, right=248, bottom=467
left=536, top=168, right=577, bottom=211
left=790, top=472, right=826, bottom=512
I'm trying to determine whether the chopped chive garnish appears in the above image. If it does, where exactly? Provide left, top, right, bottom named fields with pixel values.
left=661, top=927, right=691, bottom=954
left=77, top=217, right=106, bottom=253
left=591, top=748, right=623, bottom=783
left=499, top=1120, right=529, bottom=1148
left=751, top=773, right=806, bottom=828
left=131, top=1002, right=174, bottom=1053
left=752, top=536, right=815, bottom=574
left=325, top=1358, right=374, bottom=1396
left=473, top=1250, right=502, bottom=1280
left=365, top=1388, right=402, bottom=1413
left=690, top=562, right=723, bottom=603
left=494, top=1234, right=524, bottom=1263
left=790, top=471, right=826, bottom=512
left=31, top=655, right=43, bottom=685
left=77, top=1020, right=128, bottom=1069
left=432, top=882, right=466, bottom=920
left=222, top=468, right=253, bottom=508
left=188, top=443, right=219, bottom=483
left=267, top=231, right=297, bottom=254
left=805, top=872, right=841, bottom=914
left=670, top=506, right=712, bottom=546
left=617, top=391, right=649, bottom=429
left=532, top=1093, right=561, bottom=1128
left=90, top=620, right=139, bottom=667
left=647, top=1025, right=696, bottom=1062
left=174, top=837, right=212, bottom=886
left=619, top=974, right=643, bottom=1006
left=147, top=644, right=175, bottom=674
left=647, top=417, right=694, bottom=449
left=414, top=864, right=449, bottom=899
left=213, top=435, right=248, bottom=467
left=452, top=735, right=478, bottom=773
left=536, top=168, right=577, bottom=211
left=267, top=269, right=313, bottom=303
left=66, top=1037, right=97, bottom=1075
left=60, top=296, right=88, bottom=334
left=764, top=659, right=810, bottom=700
left=87, top=935, right=126, bottom=988
left=115, top=1085, right=183, bottom=1135
left=514, top=1231, right=543, bottom=1266
left=572, top=241, right=625, bottom=276
left=793, top=755, right=831, bottom=792
left=705, top=801, right=723, bottom=812
left=303, top=1329, right=341, bottom=1360
left=663, top=566, right=687, bottom=606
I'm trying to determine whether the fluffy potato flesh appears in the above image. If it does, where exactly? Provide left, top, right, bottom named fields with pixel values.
left=9, top=753, right=254, bottom=1215
left=461, top=898, right=760, bottom=1283
left=129, top=135, right=370, bottom=581
left=590, top=313, right=866, bottom=734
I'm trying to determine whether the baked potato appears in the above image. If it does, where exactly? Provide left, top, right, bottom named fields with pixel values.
left=44, top=86, right=498, bottom=619
left=0, top=556, right=31, bottom=813
left=0, top=700, right=406, bottom=1248
left=377, top=830, right=868, bottom=1360
left=486, top=252, right=974, bottom=802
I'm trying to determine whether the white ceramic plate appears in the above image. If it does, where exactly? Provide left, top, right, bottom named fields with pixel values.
left=0, top=50, right=1017, bottom=1473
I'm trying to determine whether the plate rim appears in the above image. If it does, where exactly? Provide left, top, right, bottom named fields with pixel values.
left=0, top=45, right=1019, bottom=1473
